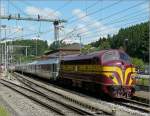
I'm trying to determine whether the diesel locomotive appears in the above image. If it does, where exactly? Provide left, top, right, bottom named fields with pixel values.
left=14, top=49, right=136, bottom=98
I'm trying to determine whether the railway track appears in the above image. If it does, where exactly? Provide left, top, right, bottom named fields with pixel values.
left=13, top=72, right=150, bottom=115
left=12, top=72, right=113, bottom=116
left=122, top=98, right=149, bottom=107
left=132, top=95, right=150, bottom=105
left=114, top=98, right=150, bottom=113
left=0, top=79, right=103, bottom=116
left=0, top=80, right=64, bottom=115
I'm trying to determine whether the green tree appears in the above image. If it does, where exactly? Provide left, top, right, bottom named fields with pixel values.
left=49, top=40, right=68, bottom=50
left=81, top=44, right=93, bottom=53
left=109, top=21, right=149, bottom=62
left=6, top=39, right=48, bottom=63
left=98, top=40, right=111, bottom=50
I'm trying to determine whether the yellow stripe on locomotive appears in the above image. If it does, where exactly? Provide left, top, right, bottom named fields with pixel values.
left=61, top=65, right=136, bottom=86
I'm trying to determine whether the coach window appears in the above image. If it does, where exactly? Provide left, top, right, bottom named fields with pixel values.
left=52, top=64, right=54, bottom=72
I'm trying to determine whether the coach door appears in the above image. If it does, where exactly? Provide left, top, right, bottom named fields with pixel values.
left=52, top=64, right=58, bottom=80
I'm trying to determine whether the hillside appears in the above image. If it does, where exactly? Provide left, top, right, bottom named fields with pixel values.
left=90, top=21, right=149, bottom=63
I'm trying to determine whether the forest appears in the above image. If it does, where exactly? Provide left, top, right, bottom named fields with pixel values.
left=89, top=21, right=149, bottom=64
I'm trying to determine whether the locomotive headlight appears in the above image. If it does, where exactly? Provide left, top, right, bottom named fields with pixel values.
left=110, top=74, right=115, bottom=79
left=130, top=74, right=135, bottom=79
left=131, top=75, right=135, bottom=79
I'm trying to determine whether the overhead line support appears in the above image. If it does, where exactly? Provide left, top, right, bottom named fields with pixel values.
left=0, top=14, right=67, bottom=44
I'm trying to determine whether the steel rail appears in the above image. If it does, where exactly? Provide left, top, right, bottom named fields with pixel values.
left=13, top=72, right=112, bottom=115
left=12, top=74, right=100, bottom=115
left=1, top=79, right=97, bottom=115
left=0, top=80, right=65, bottom=115
left=121, top=98, right=150, bottom=107
left=113, top=100, right=150, bottom=113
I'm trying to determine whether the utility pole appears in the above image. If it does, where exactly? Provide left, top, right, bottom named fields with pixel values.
left=1, top=25, right=7, bottom=73
left=10, top=45, right=30, bottom=54
left=7, top=45, right=30, bottom=64
left=54, top=21, right=59, bottom=43
left=77, top=34, right=82, bottom=54
left=124, top=38, right=128, bottom=51
left=0, top=25, right=23, bottom=71
left=25, top=46, right=28, bottom=57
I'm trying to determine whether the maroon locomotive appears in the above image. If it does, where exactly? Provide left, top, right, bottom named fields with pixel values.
left=60, top=49, right=136, bottom=98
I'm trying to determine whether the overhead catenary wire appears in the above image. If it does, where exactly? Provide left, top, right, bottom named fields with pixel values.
left=9, top=28, right=54, bottom=40
left=9, top=0, right=42, bottom=39
left=5, top=29, right=23, bottom=38
left=7, top=0, right=10, bottom=15
left=63, top=1, right=146, bottom=39
left=77, top=10, right=149, bottom=36
left=68, top=0, right=122, bottom=24
left=3, top=16, right=148, bottom=45
left=9, top=1, right=30, bottom=17
left=82, top=17, right=148, bottom=40
left=66, top=0, right=101, bottom=20
left=61, top=15, right=148, bottom=41
left=21, top=0, right=72, bottom=18
left=2, top=0, right=148, bottom=46
left=9, top=0, right=70, bottom=42
left=65, top=1, right=146, bottom=37
left=55, top=0, right=73, bottom=12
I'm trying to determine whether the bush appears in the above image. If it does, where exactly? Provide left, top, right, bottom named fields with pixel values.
left=131, top=57, right=144, bottom=70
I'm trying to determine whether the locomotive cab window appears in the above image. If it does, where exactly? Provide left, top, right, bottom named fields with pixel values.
left=102, top=51, right=119, bottom=62
left=120, top=52, right=131, bottom=63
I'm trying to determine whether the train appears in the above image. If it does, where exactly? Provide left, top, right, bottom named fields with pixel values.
left=14, top=49, right=136, bottom=98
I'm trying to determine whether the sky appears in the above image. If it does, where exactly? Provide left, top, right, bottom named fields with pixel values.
left=0, top=0, right=149, bottom=45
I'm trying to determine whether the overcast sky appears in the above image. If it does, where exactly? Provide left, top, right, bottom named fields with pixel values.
left=0, top=0, right=149, bottom=45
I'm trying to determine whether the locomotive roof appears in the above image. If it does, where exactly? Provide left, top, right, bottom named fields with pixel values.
left=28, top=58, right=59, bottom=65
left=62, top=49, right=123, bottom=61
left=62, top=50, right=104, bottom=61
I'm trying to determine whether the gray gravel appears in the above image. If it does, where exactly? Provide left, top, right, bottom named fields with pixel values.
left=17, top=73, right=149, bottom=116
left=0, top=82, right=57, bottom=116
left=2, top=73, right=149, bottom=116
left=0, top=89, right=18, bottom=116
left=2, top=77, right=94, bottom=115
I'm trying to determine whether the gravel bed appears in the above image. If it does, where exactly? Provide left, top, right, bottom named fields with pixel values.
left=1, top=78, right=93, bottom=116
left=0, top=91, right=18, bottom=116
left=17, top=73, right=149, bottom=116
left=0, top=82, right=57, bottom=116
left=19, top=78, right=98, bottom=115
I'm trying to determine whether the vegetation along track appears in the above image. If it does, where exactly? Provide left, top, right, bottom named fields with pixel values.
left=15, top=72, right=150, bottom=115
left=12, top=72, right=113, bottom=116
left=0, top=79, right=104, bottom=116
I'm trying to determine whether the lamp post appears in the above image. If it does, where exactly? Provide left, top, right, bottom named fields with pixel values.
left=124, top=38, right=128, bottom=51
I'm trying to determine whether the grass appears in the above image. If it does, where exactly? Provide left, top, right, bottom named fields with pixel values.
left=136, top=78, right=150, bottom=86
left=0, top=106, right=9, bottom=116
